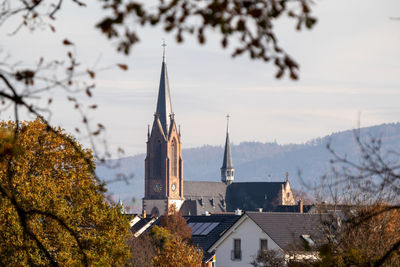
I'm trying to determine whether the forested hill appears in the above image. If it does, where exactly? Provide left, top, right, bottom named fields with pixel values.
left=97, top=123, right=400, bottom=212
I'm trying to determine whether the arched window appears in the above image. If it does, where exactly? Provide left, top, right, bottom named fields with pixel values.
left=170, top=139, right=177, bottom=177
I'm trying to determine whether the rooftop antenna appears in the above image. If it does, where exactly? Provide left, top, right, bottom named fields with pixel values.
left=162, top=39, right=167, bottom=62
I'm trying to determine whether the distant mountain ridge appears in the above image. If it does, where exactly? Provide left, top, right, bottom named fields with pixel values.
left=97, top=123, right=400, bottom=212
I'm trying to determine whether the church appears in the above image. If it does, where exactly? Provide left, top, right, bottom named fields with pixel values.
left=142, top=51, right=296, bottom=217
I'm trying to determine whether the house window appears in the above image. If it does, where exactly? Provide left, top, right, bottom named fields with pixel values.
left=260, top=239, right=268, bottom=251
left=231, top=239, right=241, bottom=260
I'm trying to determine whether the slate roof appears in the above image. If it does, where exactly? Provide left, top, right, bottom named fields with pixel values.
left=246, top=212, right=328, bottom=250
left=185, top=214, right=241, bottom=261
left=184, top=181, right=227, bottom=198
left=226, top=182, right=285, bottom=212
left=182, top=181, right=227, bottom=215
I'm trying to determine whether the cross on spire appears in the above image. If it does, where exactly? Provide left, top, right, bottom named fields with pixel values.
left=226, top=114, right=230, bottom=133
left=162, top=39, right=167, bottom=62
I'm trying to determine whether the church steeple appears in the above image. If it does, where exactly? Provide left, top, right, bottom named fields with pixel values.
left=155, top=41, right=173, bottom=136
left=143, top=44, right=184, bottom=217
left=221, top=115, right=234, bottom=184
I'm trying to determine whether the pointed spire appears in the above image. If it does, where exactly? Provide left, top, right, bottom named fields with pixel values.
left=222, top=115, right=233, bottom=169
left=155, top=40, right=173, bottom=135
left=221, top=114, right=234, bottom=184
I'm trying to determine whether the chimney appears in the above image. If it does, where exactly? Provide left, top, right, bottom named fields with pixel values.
left=235, top=209, right=243, bottom=216
left=298, top=199, right=304, bottom=214
left=258, top=208, right=263, bottom=213
left=143, top=210, right=147, bottom=218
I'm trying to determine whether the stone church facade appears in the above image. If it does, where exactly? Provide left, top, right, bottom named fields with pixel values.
left=143, top=53, right=296, bottom=217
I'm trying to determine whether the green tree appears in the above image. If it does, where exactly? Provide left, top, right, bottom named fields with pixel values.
left=0, top=119, right=131, bottom=266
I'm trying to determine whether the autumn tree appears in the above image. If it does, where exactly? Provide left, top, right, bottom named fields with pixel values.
left=128, top=205, right=202, bottom=267
left=128, top=233, right=157, bottom=267
left=159, top=204, right=192, bottom=242
left=97, top=0, right=316, bottom=79
left=0, top=119, right=131, bottom=266
left=313, top=128, right=400, bottom=266
left=316, top=203, right=400, bottom=267
left=150, top=225, right=203, bottom=267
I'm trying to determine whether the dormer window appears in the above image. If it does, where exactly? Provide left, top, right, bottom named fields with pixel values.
left=301, top=234, right=315, bottom=247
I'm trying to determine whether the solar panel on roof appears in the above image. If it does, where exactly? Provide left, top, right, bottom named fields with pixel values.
left=199, top=222, right=219, bottom=235
left=191, top=222, right=220, bottom=235
left=193, top=223, right=210, bottom=235
left=189, top=222, right=201, bottom=233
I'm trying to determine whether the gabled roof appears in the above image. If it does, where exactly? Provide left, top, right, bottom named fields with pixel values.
left=185, top=214, right=241, bottom=261
left=246, top=212, right=327, bottom=250
left=226, top=182, right=285, bottom=212
left=184, top=181, right=227, bottom=198
left=155, top=60, right=173, bottom=136
left=182, top=181, right=227, bottom=215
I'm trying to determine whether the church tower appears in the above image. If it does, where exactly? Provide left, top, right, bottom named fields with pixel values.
left=143, top=45, right=184, bottom=217
left=221, top=115, right=234, bottom=184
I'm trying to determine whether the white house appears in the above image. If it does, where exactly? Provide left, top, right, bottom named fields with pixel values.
left=208, top=212, right=326, bottom=267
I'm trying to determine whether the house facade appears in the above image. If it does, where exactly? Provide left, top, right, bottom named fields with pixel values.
left=208, top=212, right=326, bottom=267
left=209, top=214, right=281, bottom=266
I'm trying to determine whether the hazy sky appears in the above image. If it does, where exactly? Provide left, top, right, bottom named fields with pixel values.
left=1, top=0, right=400, bottom=156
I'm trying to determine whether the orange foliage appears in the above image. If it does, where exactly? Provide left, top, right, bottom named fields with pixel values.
left=0, top=119, right=131, bottom=266
left=160, top=204, right=192, bottom=241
